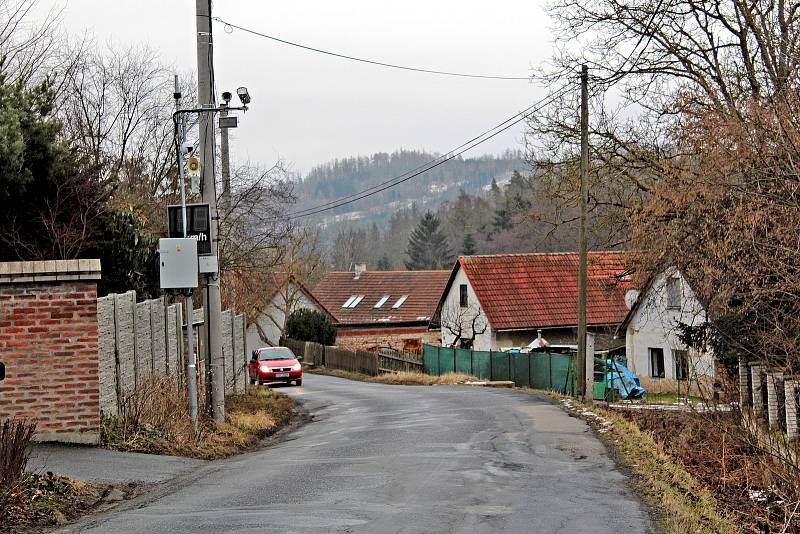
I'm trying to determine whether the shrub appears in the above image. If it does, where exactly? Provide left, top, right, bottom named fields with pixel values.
left=0, top=418, right=36, bottom=513
left=285, top=309, right=336, bottom=345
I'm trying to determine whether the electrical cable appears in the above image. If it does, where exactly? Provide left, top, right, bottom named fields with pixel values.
left=212, top=16, right=531, bottom=81
left=288, top=86, right=571, bottom=220
left=598, top=0, right=670, bottom=87
left=289, top=87, right=570, bottom=218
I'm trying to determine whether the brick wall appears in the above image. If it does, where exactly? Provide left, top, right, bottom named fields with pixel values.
left=0, top=260, right=101, bottom=444
left=334, top=326, right=436, bottom=352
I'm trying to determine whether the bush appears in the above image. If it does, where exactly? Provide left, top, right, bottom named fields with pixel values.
left=285, top=309, right=336, bottom=345
left=0, top=418, right=36, bottom=513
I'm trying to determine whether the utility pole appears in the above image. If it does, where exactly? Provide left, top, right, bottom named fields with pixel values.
left=173, top=75, right=199, bottom=432
left=577, top=64, right=592, bottom=404
left=195, top=0, right=225, bottom=422
left=220, top=102, right=231, bottom=215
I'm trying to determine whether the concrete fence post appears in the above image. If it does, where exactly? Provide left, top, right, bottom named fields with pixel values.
left=750, top=363, right=763, bottom=416
left=766, top=372, right=783, bottom=430
left=738, top=358, right=749, bottom=409
left=784, top=378, right=798, bottom=440
left=112, top=293, right=122, bottom=411
left=131, top=291, right=138, bottom=387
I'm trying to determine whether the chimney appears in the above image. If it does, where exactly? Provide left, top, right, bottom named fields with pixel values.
left=354, top=263, right=367, bottom=280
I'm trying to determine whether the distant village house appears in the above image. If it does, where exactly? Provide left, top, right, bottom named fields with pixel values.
left=313, top=264, right=450, bottom=352
left=245, top=273, right=335, bottom=355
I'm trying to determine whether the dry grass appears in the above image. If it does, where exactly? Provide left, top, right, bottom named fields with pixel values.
left=621, top=409, right=800, bottom=533
left=308, top=367, right=477, bottom=385
left=0, top=418, right=36, bottom=515
left=101, top=376, right=294, bottom=460
left=555, top=398, right=739, bottom=534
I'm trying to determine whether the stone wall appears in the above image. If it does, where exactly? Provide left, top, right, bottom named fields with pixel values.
left=0, top=260, right=102, bottom=444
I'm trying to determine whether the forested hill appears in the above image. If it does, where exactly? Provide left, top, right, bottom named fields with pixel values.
left=294, top=149, right=526, bottom=227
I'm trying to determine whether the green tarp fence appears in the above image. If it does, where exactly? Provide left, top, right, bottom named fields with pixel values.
left=423, top=344, right=575, bottom=395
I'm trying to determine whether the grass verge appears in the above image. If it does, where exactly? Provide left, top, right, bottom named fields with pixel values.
left=306, top=367, right=477, bottom=385
left=559, top=398, right=739, bottom=534
left=101, top=382, right=294, bottom=460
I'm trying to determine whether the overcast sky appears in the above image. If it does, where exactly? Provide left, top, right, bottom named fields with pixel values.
left=39, top=1, right=553, bottom=175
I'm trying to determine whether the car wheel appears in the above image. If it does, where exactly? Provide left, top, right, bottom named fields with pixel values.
left=295, top=379, right=302, bottom=387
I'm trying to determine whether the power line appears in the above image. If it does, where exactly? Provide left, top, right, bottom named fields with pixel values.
left=290, top=88, right=569, bottom=218
left=212, top=17, right=531, bottom=81
left=288, top=87, right=571, bottom=220
left=599, top=0, right=670, bottom=87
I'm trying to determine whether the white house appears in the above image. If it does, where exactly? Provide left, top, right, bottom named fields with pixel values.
left=617, top=270, right=715, bottom=393
left=432, top=252, right=632, bottom=352
left=245, top=274, right=334, bottom=355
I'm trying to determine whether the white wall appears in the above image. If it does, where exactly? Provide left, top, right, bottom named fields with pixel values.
left=439, top=267, right=495, bottom=351
left=625, top=271, right=715, bottom=384
left=246, top=282, right=324, bottom=355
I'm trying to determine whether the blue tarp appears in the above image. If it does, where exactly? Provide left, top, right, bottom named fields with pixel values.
left=605, top=360, right=646, bottom=400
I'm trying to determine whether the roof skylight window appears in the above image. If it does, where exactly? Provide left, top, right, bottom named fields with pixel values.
left=342, top=295, right=365, bottom=308
left=392, top=295, right=409, bottom=308
left=374, top=295, right=390, bottom=308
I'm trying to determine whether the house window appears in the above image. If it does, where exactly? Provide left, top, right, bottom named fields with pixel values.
left=649, top=347, right=665, bottom=378
left=374, top=295, right=390, bottom=308
left=459, top=284, right=468, bottom=307
left=666, top=277, right=681, bottom=309
left=392, top=295, right=408, bottom=308
left=342, top=295, right=364, bottom=308
left=675, top=350, right=690, bottom=381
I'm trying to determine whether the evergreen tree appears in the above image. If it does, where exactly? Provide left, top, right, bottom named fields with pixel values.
left=404, top=212, right=453, bottom=269
left=285, top=309, right=336, bottom=345
left=461, top=232, right=477, bottom=255
left=490, top=177, right=502, bottom=202
left=376, top=255, right=392, bottom=271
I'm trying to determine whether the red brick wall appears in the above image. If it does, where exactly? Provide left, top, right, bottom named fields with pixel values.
left=0, top=282, right=100, bottom=442
left=334, top=326, right=438, bottom=352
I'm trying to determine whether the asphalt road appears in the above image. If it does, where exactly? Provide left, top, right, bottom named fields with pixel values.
left=74, top=374, right=655, bottom=533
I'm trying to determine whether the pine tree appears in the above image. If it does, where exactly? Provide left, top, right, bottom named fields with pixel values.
left=490, top=176, right=502, bottom=204
left=405, top=212, right=454, bottom=270
left=376, top=255, right=392, bottom=270
left=461, top=232, right=477, bottom=255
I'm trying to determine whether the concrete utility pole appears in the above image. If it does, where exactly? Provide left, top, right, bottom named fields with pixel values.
left=195, top=0, right=225, bottom=422
left=577, top=64, right=592, bottom=404
left=220, top=102, right=231, bottom=215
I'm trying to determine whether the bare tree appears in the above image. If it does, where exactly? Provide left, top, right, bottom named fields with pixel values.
left=0, top=0, right=77, bottom=88
left=527, top=0, right=800, bottom=247
left=58, top=43, right=189, bottom=208
left=331, top=225, right=367, bottom=271
left=441, top=302, right=488, bottom=349
left=223, top=226, right=328, bottom=345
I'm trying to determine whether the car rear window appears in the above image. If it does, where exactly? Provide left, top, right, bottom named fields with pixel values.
left=258, top=348, right=295, bottom=361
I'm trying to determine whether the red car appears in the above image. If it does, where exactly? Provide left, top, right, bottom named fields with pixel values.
left=249, top=346, right=303, bottom=386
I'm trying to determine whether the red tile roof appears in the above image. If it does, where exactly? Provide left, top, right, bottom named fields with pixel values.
left=313, top=270, right=451, bottom=326
left=452, top=252, right=631, bottom=330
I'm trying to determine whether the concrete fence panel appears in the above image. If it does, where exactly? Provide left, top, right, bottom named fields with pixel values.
left=221, top=310, right=233, bottom=394
left=97, top=294, right=246, bottom=414
left=234, top=314, right=247, bottom=393
left=97, top=295, right=118, bottom=416
left=115, top=292, right=137, bottom=397
left=151, top=299, right=167, bottom=376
